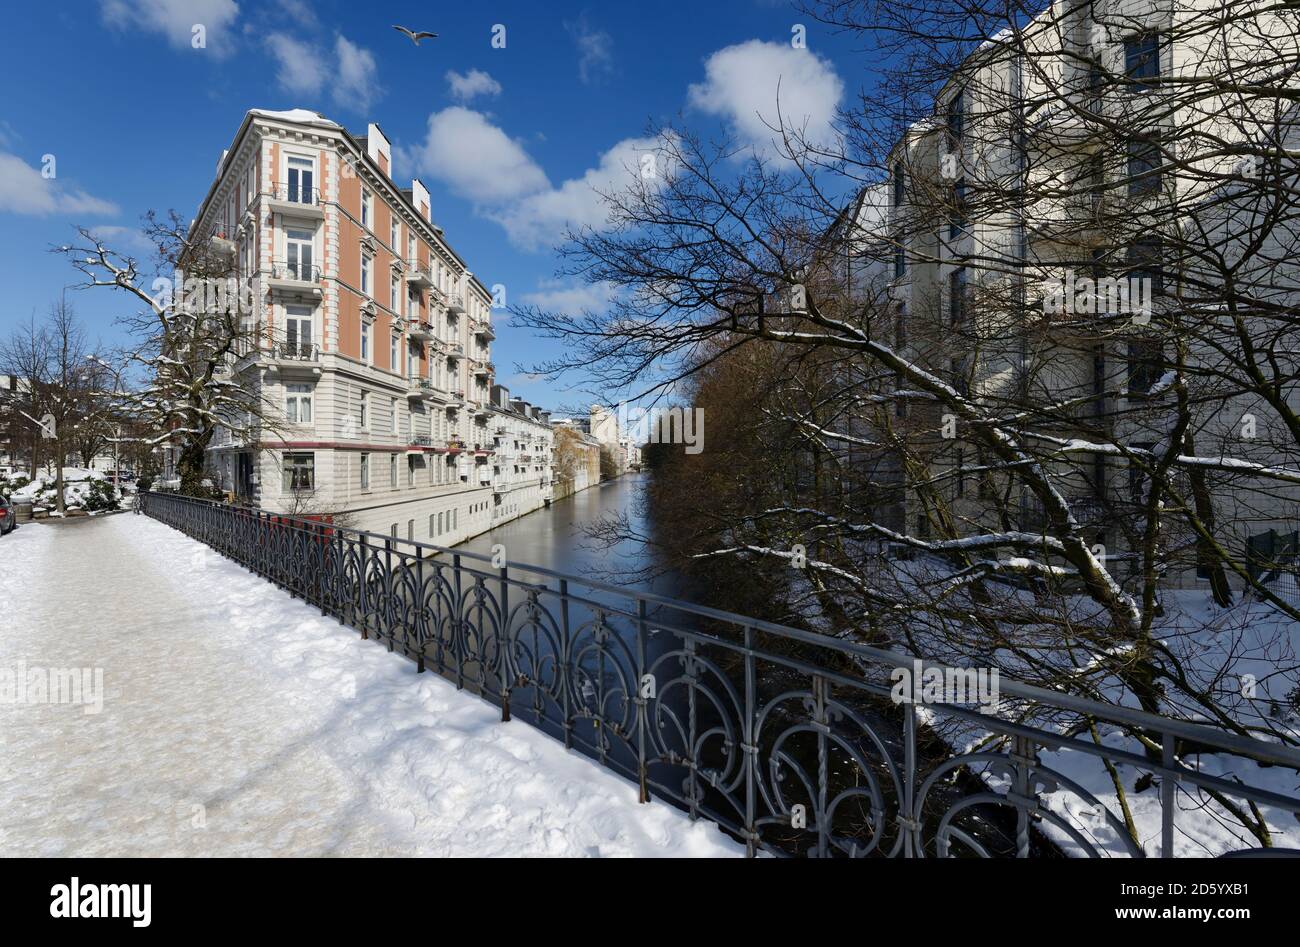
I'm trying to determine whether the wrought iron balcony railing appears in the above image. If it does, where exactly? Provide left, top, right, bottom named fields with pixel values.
left=271, top=341, right=320, bottom=361
left=269, top=261, right=322, bottom=283
left=263, top=183, right=322, bottom=206
left=137, top=491, right=1300, bottom=860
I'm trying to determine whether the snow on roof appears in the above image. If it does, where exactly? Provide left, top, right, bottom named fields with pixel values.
left=248, top=108, right=341, bottom=128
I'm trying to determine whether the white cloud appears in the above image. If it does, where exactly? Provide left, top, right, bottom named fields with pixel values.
left=403, top=107, right=550, bottom=205
left=520, top=279, right=617, bottom=313
left=402, top=103, right=665, bottom=252
left=265, top=33, right=325, bottom=96
left=565, top=15, right=615, bottom=85
left=335, top=35, right=380, bottom=111
left=88, top=224, right=154, bottom=256
left=0, top=153, right=118, bottom=217
left=445, top=69, right=502, bottom=103
left=687, top=40, right=843, bottom=154
left=264, top=33, right=380, bottom=113
left=100, top=0, right=240, bottom=57
left=495, top=135, right=662, bottom=251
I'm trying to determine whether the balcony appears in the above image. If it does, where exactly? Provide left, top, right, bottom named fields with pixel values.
left=405, top=376, right=435, bottom=400
left=473, top=360, right=494, bottom=378
left=492, top=478, right=508, bottom=494
left=446, top=293, right=466, bottom=314
left=473, top=318, right=495, bottom=340
left=447, top=344, right=464, bottom=360
left=1025, top=95, right=1106, bottom=157
left=268, top=340, right=321, bottom=377
left=405, top=260, right=433, bottom=288
left=473, top=402, right=492, bottom=419
left=263, top=183, right=324, bottom=220
left=407, top=434, right=432, bottom=455
left=407, top=321, right=434, bottom=342
left=265, top=261, right=323, bottom=296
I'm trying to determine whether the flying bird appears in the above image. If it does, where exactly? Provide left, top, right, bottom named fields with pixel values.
left=393, top=25, right=438, bottom=45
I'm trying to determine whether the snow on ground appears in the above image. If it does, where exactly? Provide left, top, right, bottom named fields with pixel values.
left=0, top=516, right=743, bottom=857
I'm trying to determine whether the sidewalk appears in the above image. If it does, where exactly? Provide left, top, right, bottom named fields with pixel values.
left=0, top=516, right=741, bottom=857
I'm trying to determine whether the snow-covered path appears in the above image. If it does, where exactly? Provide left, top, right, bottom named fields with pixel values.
left=0, top=516, right=742, bottom=857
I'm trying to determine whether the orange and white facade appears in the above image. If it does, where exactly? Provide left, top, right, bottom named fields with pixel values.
left=193, top=108, right=535, bottom=541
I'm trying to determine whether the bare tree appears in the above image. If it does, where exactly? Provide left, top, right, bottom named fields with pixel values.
left=55, top=211, right=279, bottom=496
left=511, top=0, right=1300, bottom=849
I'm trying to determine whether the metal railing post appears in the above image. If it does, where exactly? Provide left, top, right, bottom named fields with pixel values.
left=635, top=598, right=649, bottom=804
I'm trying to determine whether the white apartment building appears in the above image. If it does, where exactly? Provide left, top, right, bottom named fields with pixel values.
left=882, top=0, right=1300, bottom=579
left=190, top=108, right=547, bottom=542
left=487, top=384, right=555, bottom=523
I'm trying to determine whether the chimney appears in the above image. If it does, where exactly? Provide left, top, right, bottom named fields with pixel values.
left=366, top=123, right=392, bottom=178
left=411, top=178, right=431, bottom=222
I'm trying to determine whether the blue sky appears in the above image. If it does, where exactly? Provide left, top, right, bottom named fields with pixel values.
left=0, top=0, right=877, bottom=411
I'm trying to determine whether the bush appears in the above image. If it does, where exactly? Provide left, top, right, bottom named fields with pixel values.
left=82, top=479, right=121, bottom=513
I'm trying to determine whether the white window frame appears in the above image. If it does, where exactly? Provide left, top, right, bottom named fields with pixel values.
left=285, top=383, right=313, bottom=424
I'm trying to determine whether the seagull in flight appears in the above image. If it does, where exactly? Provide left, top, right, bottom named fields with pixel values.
left=393, top=25, right=438, bottom=46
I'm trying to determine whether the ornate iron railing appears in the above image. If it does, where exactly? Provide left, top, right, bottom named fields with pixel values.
left=138, top=491, right=1300, bottom=858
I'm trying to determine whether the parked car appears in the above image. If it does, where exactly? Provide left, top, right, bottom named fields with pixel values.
left=0, top=495, right=15, bottom=535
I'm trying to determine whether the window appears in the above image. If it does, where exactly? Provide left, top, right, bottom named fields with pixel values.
left=360, top=452, right=370, bottom=488
left=390, top=216, right=400, bottom=250
left=360, top=320, right=371, bottom=363
left=284, top=304, right=313, bottom=356
left=358, top=390, right=368, bottom=428
left=1124, top=33, right=1162, bottom=91
left=893, top=245, right=906, bottom=279
left=285, top=383, right=312, bottom=423
left=286, top=155, right=314, bottom=203
left=389, top=453, right=398, bottom=488
left=1127, top=134, right=1162, bottom=195
left=1127, top=237, right=1164, bottom=295
left=894, top=302, right=907, bottom=348
left=949, top=267, right=968, bottom=325
left=437, top=511, right=444, bottom=535
left=407, top=456, right=416, bottom=487
left=407, top=233, right=416, bottom=264
left=391, top=397, right=400, bottom=434
left=1127, top=340, right=1164, bottom=395
left=361, top=188, right=372, bottom=228
left=285, top=227, right=314, bottom=281
left=429, top=514, right=435, bottom=537
left=948, top=180, right=967, bottom=239
left=947, top=88, right=964, bottom=140
left=282, top=453, right=314, bottom=492
left=1085, top=153, right=1105, bottom=210
left=361, top=252, right=373, bottom=296
left=391, top=274, right=401, bottom=314
left=407, top=519, right=414, bottom=541
left=391, top=334, right=400, bottom=372
left=892, top=162, right=905, bottom=206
